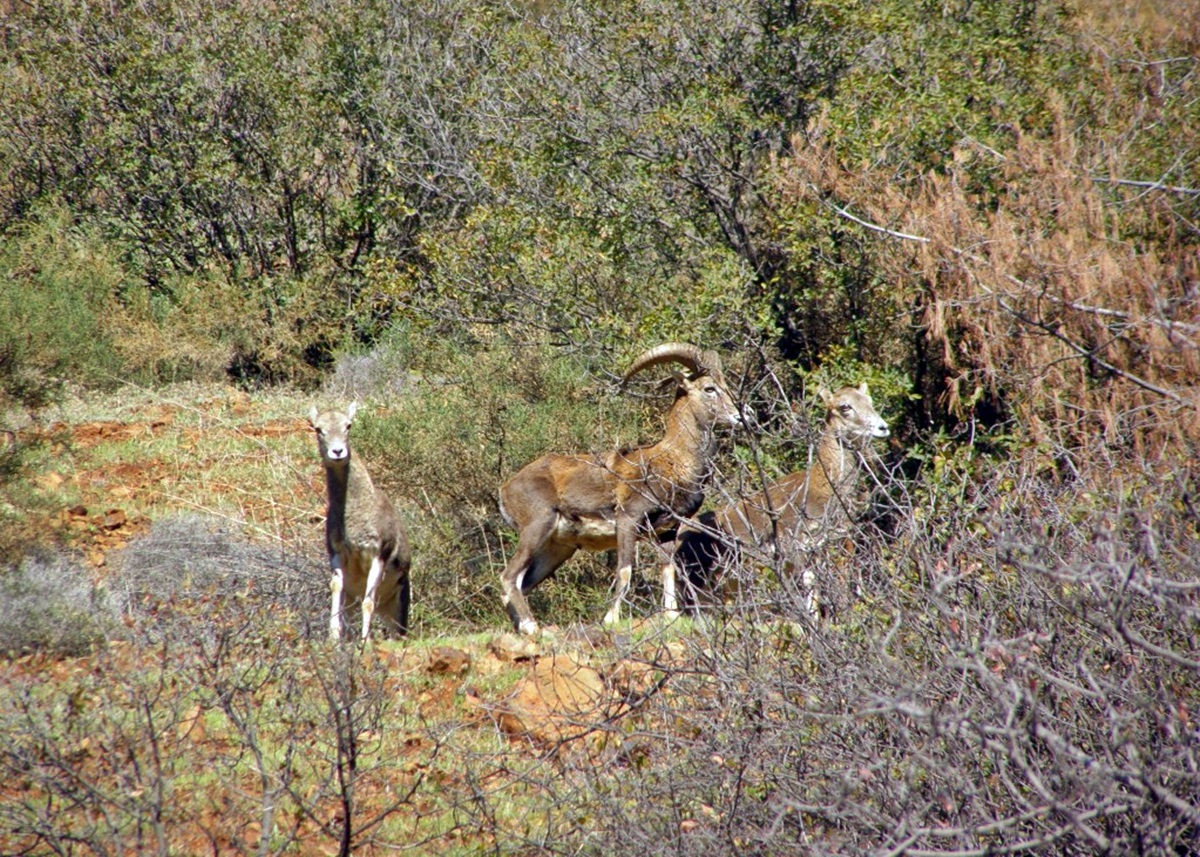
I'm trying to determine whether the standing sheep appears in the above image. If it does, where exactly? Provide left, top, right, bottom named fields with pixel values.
left=498, top=343, right=744, bottom=635
left=310, top=403, right=411, bottom=641
left=675, top=383, right=889, bottom=615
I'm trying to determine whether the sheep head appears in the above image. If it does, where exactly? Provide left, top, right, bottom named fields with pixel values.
left=624, top=343, right=742, bottom=431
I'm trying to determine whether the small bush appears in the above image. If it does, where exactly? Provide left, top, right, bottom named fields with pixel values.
left=0, top=552, right=118, bottom=657
left=0, top=428, right=64, bottom=561
left=110, top=270, right=338, bottom=388
left=323, top=344, right=420, bottom=401
left=110, top=515, right=325, bottom=638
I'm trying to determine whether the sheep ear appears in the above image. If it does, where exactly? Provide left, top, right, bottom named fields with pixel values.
left=660, top=371, right=687, bottom=395
left=309, top=405, right=319, bottom=427
left=858, top=382, right=870, bottom=397
left=818, top=386, right=833, bottom=406
left=347, top=401, right=358, bottom=421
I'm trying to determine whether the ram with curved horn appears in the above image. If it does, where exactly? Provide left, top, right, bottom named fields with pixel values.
left=497, top=343, right=744, bottom=635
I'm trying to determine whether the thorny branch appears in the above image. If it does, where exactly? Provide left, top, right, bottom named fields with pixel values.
left=821, top=198, right=1195, bottom=408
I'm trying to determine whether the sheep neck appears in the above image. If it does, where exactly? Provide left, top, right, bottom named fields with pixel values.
left=810, top=428, right=862, bottom=505
left=323, top=455, right=376, bottom=532
left=658, top=397, right=719, bottom=489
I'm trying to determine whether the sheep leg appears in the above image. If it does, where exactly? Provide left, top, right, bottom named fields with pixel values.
left=361, top=554, right=385, bottom=642
left=329, top=561, right=345, bottom=642
left=521, top=540, right=575, bottom=594
left=370, top=571, right=408, bottom=637
left=801, top=566, right=819, bottom=620
left=654, top=538, right=680, bottom=619
left=603, top=565, right=632, bottom=627
left=782, top=550, right=819, bottom=622
left=661, top=560, right=678, bottom=618
left=396, top=572, right=410, bottom=636
left=603, top=520, right=638, bottom=626
left=501, top=517, right=558, bottom=635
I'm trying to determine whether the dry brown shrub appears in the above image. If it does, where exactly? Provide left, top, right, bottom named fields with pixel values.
left=1075, top=0, right=1200, bottom=52
left=779, top=102, right=1199, bottom=458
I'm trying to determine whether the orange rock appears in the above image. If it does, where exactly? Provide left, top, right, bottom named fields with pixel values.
left=496, top=652, right=622, bottom=752
left=102, top=509, right=127, bottom=530
left=426, top=646, right=472, bottom=676
left=488, top=632, right=539, bottom=662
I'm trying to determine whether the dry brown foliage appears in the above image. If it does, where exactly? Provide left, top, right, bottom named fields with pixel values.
left=775, top=1, right=1200, bottom=461
left=779, top=113, right=1199, bottom=458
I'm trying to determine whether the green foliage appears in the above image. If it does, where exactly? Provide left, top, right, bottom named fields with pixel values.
left=4, top=0, right=366, bottom=279
left=354, top=0, right=857, bottom=360
left=1, top=0, right=495, bottom=356
left=463, top=0, right=843, bottom=346
left=0, top=205, right=125, bottom=410
left=800, top=342, right=915, bottom=419
left=0, top=201, right=343, bottom=394
left=2, top=0, right=1195, bottom=446
left=819, top=0, right=1072, bottom=180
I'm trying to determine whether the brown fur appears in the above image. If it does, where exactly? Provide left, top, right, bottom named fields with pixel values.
left=311, top=404, right=411, bottom=641
left=675, top=383, right=888, bottom=610
left=498, top=344, right=743, bottom=634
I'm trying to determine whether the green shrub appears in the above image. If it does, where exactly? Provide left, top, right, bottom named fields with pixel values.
left=0, top=205, right=124, bottom=410
left=0, top=202, right=335, bottom=400
left=347, top=335, right=665, bottom=630
left=111, top=268, right=341, bottom=388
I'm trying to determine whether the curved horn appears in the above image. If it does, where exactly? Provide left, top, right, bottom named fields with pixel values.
left=623, top=342, right=725, bottom=384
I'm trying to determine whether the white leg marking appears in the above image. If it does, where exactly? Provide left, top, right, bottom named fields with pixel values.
left=362, top=555, right=384, bottom=641
left=661, top=560, right=679, bottom=619
left=801, top=567, right=818, bottom=620
left=519, top=618, right=540, bottom=636
left=603, top=564, right=633, bottom=626
left=329, top=567, right=345, bottom=642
